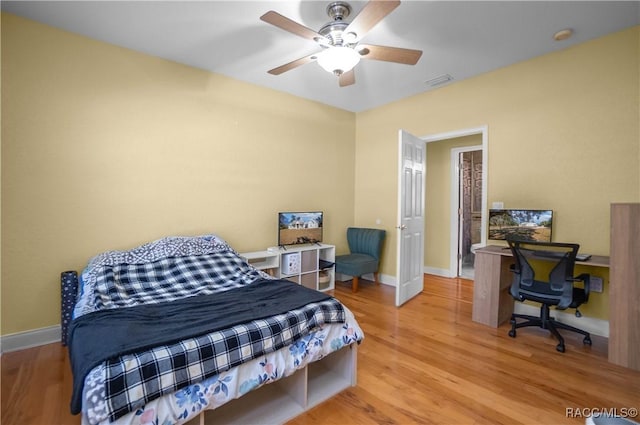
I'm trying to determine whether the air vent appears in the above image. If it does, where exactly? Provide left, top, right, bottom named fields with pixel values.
left=425, top=74, right=453, bottom=87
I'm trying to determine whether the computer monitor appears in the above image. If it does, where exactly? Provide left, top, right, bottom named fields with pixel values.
left=488, top=209, right=553, bottom=242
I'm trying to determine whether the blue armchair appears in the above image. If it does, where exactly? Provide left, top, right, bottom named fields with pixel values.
left=335, top=227, right=386, bottom=292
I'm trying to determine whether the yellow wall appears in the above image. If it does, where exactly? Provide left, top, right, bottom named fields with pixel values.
left=2, top=14, right=639, bottom=334
left=355, top=26, right=639, bottom=320
left=425, top=134, right=482, bottom=270
left=1, top=14, right=356, bottom=335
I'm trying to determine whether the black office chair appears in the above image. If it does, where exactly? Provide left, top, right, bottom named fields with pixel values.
left=506, top=237, right=592, bottom=353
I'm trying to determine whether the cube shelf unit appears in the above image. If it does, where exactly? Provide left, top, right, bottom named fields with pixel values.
left=240, top=250, right=280, bottom=276
left=280, top=244, right=335, bottom=291
left=193, top=343, right=357, bottom=425
left=240, top=244, right=335, bottom=292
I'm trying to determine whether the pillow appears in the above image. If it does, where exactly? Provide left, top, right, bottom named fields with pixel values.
left=73, top=234, right=258, bottom=317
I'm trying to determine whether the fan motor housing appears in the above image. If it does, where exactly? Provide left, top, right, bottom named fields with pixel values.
left=319, top=2, right=353, bottom=46
left=326, top=1, right=351, bottom=20
left=318, top=21, right=349, bottom=45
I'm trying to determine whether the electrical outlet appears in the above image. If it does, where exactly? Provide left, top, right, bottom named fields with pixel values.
left=591, top=276, right=604, bottom=293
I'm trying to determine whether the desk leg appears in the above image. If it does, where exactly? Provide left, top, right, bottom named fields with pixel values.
left=472, top=252, right=514, bottom=327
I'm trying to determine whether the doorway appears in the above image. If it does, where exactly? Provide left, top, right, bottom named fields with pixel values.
left=420, top=126, right=487, bottom=280
left=453, top=148, right=483, bottom=279
left=397, top=126, right=487, bottom=305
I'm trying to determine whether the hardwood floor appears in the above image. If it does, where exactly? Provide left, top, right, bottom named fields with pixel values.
left=2, top=275, right=639, bottom=425
left=294, top=276, right=640, bottom=425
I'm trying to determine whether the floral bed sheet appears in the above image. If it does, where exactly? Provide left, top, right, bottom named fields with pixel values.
left=82, top=306, right=363, bottom=425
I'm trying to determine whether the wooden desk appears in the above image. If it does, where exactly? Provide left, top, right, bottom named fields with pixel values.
left=473, top=204, right=639, bottom=371
left=471, top=245, right=609, bottom=328
left=609, top=203, right=640, bottom=371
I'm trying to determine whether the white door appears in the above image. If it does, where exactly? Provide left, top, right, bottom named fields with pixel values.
left=396, top=130, right=425, bottom=306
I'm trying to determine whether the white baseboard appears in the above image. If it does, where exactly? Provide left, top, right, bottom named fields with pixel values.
left=377, top=273, right=396, bottom=287
left=336, top=272, right=396, bottom=287
left=1, top=325, right=62, bottom=353
left=424, top=266, right=455, bottom=278
left=513, top=303, right=609, bottom=338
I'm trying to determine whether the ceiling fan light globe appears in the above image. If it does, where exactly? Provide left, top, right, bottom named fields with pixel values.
left=317, top=46, right=361, bottom=75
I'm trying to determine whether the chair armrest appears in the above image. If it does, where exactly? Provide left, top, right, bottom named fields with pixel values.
left=508, top=265, right=525, bottom=301
left=573, top=273, right=590, bottom=302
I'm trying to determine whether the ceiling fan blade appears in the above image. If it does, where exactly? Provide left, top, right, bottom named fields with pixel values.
left=344, top=0, right=401, bottom=42
left=260, top=10, right=322, bottom=41
left=267, top=52, right=320, bottom=75
left=339, top=69, right=356, bottom=87
left=358, top=44, right=422, bottom=65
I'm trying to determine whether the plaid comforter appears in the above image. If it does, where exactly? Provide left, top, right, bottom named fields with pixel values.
left=71, top=235, right=347, bottom=423
left=87, top=296, right=344, bottom=421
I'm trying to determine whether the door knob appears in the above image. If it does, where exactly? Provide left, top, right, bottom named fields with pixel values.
left=397, top=224, right=407, bottom=230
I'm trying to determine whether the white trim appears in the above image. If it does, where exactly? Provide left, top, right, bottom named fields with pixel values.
left=513, top=303, right=609, bottom=338
left=377, top=273, right=396, bottom=287
left=421, top=126, right=489, bottom=278
left=396, top=129, right=404, bottom=303
left=336, top=272, right=396, bottom=287
left=424, top=266, right=455, bottom=278
left=1, top=325, right=62, bottom=353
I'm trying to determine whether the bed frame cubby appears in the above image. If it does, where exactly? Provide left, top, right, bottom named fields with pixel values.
left=192, top=343, right=357, bottom=425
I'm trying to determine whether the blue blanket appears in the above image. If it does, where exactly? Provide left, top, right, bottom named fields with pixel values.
left=68, top=279, right=339, bottom=415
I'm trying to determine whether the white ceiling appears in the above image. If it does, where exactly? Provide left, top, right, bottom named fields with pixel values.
left=3, top=1, right=639, bottom=112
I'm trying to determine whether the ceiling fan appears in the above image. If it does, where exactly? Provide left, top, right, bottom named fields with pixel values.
left=260, top=0, right=422, bottom=87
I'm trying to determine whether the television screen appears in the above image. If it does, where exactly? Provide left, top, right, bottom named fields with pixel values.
left=278, top=211, right=323, bottom=246
left=488, top=209, right=553, bottom=242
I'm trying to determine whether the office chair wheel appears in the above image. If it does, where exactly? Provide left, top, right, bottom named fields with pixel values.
left=583, top=336, right=592, bottom=345
left=508, top=329, right=516, bottom=338
left=556, top=343, right=565, bottom=353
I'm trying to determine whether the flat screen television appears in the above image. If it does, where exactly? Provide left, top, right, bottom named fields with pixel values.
left=488, top=209, right=553, bottom=242
left=278, top=211, right=323, bottom=246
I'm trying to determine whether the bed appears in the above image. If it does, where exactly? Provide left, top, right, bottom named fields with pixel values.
left=63, top=234, right=364, bottom=425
